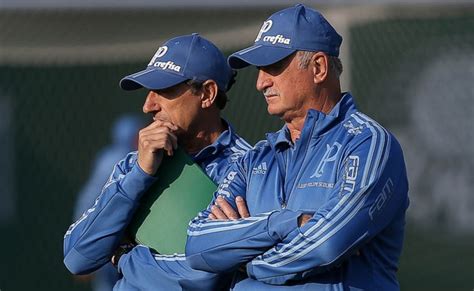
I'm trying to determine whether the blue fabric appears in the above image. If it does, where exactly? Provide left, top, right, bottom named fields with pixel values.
left=120, top=33, right=234, bottom=92
left=63, top=122, right=252, bottom=290
left=228, top=4, right=342, bottom=69
left=72, top=114, right=144, bottom=291
left=186, top=93, right=409, bottom=290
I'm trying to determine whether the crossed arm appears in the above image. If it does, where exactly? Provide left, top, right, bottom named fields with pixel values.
left=210, top=196, right=311, bottom=228
left=186, top=134, right=408, bottom=285
left=63, top=120, right=178, bottom=274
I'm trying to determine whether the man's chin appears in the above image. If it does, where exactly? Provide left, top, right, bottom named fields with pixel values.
left=267, top=106, right=283, bottom=117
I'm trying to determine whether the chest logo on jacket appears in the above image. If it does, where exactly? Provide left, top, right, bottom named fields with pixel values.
left=252, top=162, right=267, bottom=175
left=229, top=153, right=241, bottom=163
left=310, top=142, right=342, bottom=178
left=343, top=120, right=364, bottom=135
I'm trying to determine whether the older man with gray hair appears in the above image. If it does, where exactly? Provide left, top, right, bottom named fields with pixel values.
left=186, top=4, right=409, bottom=290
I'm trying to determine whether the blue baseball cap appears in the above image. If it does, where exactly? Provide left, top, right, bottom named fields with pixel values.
left=120, top=33, right=234, bottom=92
left=228, top=4, right=342, bottom=69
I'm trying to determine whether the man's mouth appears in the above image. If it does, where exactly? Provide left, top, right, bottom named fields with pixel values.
left=264, top=94, right=279, bottom=102
left=263, top=89, right=279, bottom=102
left=153, top=115, right=170, bottom=122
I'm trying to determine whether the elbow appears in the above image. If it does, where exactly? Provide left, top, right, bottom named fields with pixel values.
left=184, top=236, right=199, bottom=258
left=185, top=239, right=214, bottom=272
left=63, top=256, right=87, bottom=275
left=64, top=261, right=87, bottom=275
left=185, top=234, right=208, bottom=265
left=63, top=248, right=100, bottom=275
left=185, top=246, right=236, bottom=274
left=186, top=239, right=230, bottom=273
left=186, top=230, right=243, bottom=273
left=186, top=253, right=215, bottom=273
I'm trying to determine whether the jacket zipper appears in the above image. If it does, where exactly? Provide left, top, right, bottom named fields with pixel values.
left=285, top=122, right=318, bottom=206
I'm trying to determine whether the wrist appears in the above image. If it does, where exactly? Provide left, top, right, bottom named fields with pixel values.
left=267, top=209, right=301, bottom=241
left=111, top=243, right=135, bottom=268
left=137, top=151, right=164, bottom=176
left=137, top=160, right=156, bottom=176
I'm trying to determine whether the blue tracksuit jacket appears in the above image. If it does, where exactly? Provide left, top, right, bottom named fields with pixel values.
left=63, top=122, right=251, bottom=290
left=186, top=93, right=409, bottom=290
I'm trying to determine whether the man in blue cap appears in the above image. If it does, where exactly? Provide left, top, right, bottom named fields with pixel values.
left=71, top=114, right=144, bottom=291
left=63, top=33, right=251, bottom=290
left=186, top=5, right=409, bottom=290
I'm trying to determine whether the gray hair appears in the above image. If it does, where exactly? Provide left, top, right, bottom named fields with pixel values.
left=297, top=51, right=343, bottom=78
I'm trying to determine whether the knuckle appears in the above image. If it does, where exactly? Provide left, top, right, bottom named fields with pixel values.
left=153, top=120, right=164, bottom=126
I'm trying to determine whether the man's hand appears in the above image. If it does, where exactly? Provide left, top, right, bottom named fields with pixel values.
left=137, top=120, right=178, bottom=175
left=298, top=213, right=313, bottom=227
left=209, top=196, right=250, bottom=220
left=111, top=242, right=136, bottom=267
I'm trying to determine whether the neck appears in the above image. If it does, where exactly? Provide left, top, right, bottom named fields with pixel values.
left=181, top=116, right=226, bottom=154
left=286, top=117, right=305, bottom=143
left=286, top=86, right=341, bottom=143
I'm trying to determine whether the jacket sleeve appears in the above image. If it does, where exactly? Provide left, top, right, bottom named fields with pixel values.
left=63, top=152, right=157, bottom=274
left=247, top=132, right=409, bottom=285
left=118, top=245, right=232, bottom=290
left=185, top=155, right=302, bottom=273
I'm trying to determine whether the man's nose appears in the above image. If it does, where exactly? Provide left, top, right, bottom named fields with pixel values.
left=143, top=91, right=161, bottom=113
left=256, top=70, right=272, bottom=92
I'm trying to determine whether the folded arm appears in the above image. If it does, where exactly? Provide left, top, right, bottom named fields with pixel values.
left=63, top=153, right=156, bottom=274
left=247, top=133, right=409, bottom=284
left=186, top=157, right=303, bottom=273
left=64, top=120, right=178, bottom=274
left=118, top=245, right=232, bottom=290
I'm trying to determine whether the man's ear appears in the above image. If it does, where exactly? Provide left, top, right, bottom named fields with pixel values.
left=311, top=52, right=329, bottom=84
left=200, top=80, right=218, bottom=109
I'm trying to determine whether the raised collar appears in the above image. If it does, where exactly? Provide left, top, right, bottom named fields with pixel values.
left=191, top=119, right=234, bottom=162
left=266, top=92, right=357, bottom=149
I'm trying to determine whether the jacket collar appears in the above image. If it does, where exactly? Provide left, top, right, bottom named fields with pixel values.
left=192, top=119, right=234, bottom=162
left=266, top=92, right=357, bottom=149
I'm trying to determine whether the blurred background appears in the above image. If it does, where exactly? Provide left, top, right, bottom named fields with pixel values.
left=1, top=0, right=473, bottom=290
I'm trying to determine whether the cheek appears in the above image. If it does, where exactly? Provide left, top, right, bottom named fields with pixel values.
left=277, top=79, right=298, bottom=104
left=158, top=107, right=173, bottom=123
left=156, top=100, right=180, bottom=125
left=175, top=99, right=201, bottom=128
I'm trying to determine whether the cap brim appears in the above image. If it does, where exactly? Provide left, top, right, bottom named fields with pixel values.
left=228, top=45, right=296, bottom=69
left=119, top=68, right=187, bottom=91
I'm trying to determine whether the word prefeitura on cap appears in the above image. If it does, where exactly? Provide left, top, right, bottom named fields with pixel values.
left=228, top=4, right=343, bottom=69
